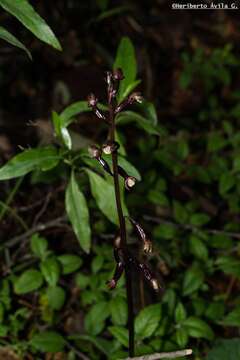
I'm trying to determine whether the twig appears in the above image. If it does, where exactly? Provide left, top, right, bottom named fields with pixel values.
left=33, top=191, right=52, bottom=226
left=65, top=341, right=90, bottom=360
left=0, top=215, right=67, bottom=251
left=0, top=176, right=23, bottom=221
left=144, top=215, right=240, bottom=240
left=122, top=348, right=192, bottom=360
left=0, top=200, right=28, bottom=231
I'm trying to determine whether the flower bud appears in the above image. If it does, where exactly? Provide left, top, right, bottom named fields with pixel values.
left=151, top=278, right=160, bottom=291
left=102, top=141, right=119, bottom=155
left=113, top=68, right=124, bottom=81
left=106, top=279, right=117, bottom=290
left=87, top=93, right=98, bottom=107
left=106, top=262, right=124, bottom=290
left=143, top=239, right=153, bottom=254
left=128, top=92, right=143, bottom=104
left=125, top=176, right=137, bottom=190
left=88, top=145, right=101, bottom=158
left=106, top=71, right=113, bottom=86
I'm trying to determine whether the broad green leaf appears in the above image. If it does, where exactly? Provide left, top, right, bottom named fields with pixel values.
left=153, top=223, right=176, bottom=240
left=0, top=26, right=31, bottom=59
left=176, top=328, right=188, bottom=348
left=108, top=326, right=128, bottom=347
left=190, top=213, right=210, bottom=226
left=46, top=286, right=66, bottom=310
left=91, top=255, right=104, bottom=274
left=173, top=201, right=188, bottom=224
left=14, top=269, right=43, bottom=294
left=222, top=306, right=240, bottom=327
left=120, top=79, right=141, bottom=101
left=135, top=304, right=162, bottom=340
left=110, top=296, right=127, bottom=326
left=57, top=254, right=83, bottom=275
left=60, top=101, right=90, bottom=127
left=210, top=234, right=233, bottom=249
left=116, top=111, right=164, bottom=136
left=30, top=233, right=48, bottom=259
left=114, top=37, right=137, bottom=102
left=0, top=147, right=60, bottom=180
left=183, top=317, right=214, bottom=340
left=207, top=339, right=240, bottom=360
left=0, top=0, right=61, bottom=50
left=85, top=301, right=110, bottom=335
left=75, top=273, right=89, bottom=289
left=189, top=235, right=208, bottom=260
left=205, top=302, right=225, bottom=321
left=68, top=334, right=111, bottom=357
left=40, top=257, right=60, bottom=287
left=52, top=111, right=72, bottom=149
left=86, top=169, right=128, bottom=225
left=219, top=173, right=235, bottom=195
left=183, top=266, right=204, bottom=296
left=30, top=331, right=65, bottom=352
left=216, top=256, right=240, bottom=278
left=175, top=302, right=187, bottom=323
left=65, top=171, right=91, bottom=253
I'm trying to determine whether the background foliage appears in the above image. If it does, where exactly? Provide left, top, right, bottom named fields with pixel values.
left=0, top=1, right=240, bottom=359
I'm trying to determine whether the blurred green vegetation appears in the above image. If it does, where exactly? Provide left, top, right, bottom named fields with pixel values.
left=1, top=1, right=240, bottom=359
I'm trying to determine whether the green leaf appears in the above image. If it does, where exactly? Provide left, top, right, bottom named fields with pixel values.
left=46, top=286, right=66, bottom=310
left=14, top=269, right=43, bottom=294
left=0, top=0, right=61, bottom=50
left=0, top=147, right=60, bottom=180
left=52, top=111, right=72, bottom=149
left=205, top=302, right=225, bottom=321
left=222, top=306, right=240, bottom=327
left=216, top=256, right=240, bottom=278
left=189, top=235, right=208, bottom=260
left=219, top=173, right=235, bottom=195
left=86, top=169, right=128, bottom=225
left=30, top=233, right=48, bottom=258
left=175, top=302, right=187, bottom=323
left=91, top=255, right=104, bottom=274
left=110, top=296, right=128, bottom=326
left=210, top=234, right=233, bottom=249
left=183, top=317, right=214, bottom=340
left=114, top=37, right=137, bottom=102
left=65, top=171, right=91, bottom=253
left=68, top=334, right=111, bottom=357
left=58, top=254, right=83, bottom=275
left=108, top=326, right=129, bottom=347
left=173, top=201, right=188, bottom=224
left=85, top=301, right=110, bottom=335
left=135, top=304, right=162, bottom=340
left=116, top=111, right=163, bottom=136
left=120, top=79, right=141, bottom=101
left=207, top=132, right=227, bottom=152
left=207, top=338, right=240, bottom=360
left=0, top=26, right=31, bottom=59
left=103, top=154, right=141, bottom=181
left=154, top=223, right=176, bottom=240
left=176, top=328, right=188, bottom=348
left=183, top=266, right=204, bottom=296
left=30, top=331, right=65, bottom=352
left=75, top=273, right=89, bottom=289
left=190, top=213, right=210, bottom=226
left=60, top=101, right=90, bottom=127
left=40, top=257, right=60, bottom=287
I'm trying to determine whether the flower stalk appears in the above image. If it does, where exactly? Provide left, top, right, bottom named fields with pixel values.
left=88, top=69, right=159, bottom=357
